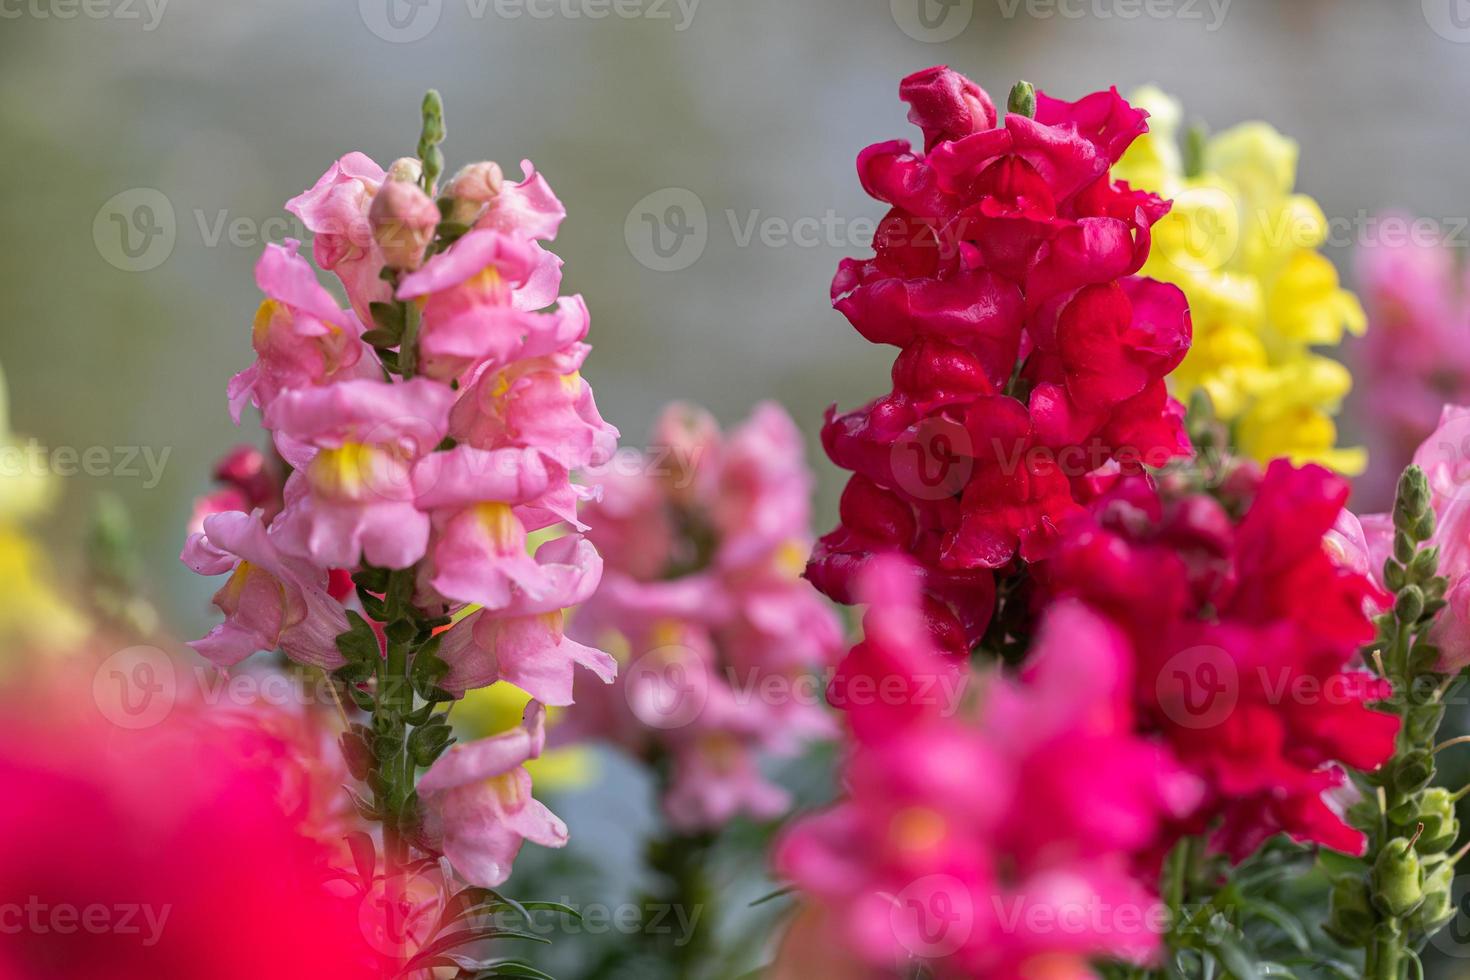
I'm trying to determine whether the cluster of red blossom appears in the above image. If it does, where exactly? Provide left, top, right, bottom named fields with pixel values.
left=781, top=67, right=1399, bottom=975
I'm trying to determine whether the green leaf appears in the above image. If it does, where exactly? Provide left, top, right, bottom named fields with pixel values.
left=519, top=901, right=581, bottom=920
left=369, top=301, right=406, bottom=336
left=345, top=831, right=376, bottom=884
left=361, top=328, right=401, bottom=348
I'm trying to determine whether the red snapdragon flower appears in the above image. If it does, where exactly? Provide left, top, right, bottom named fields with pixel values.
left=1043, top=460, right=1399, bottom=859
left=808, top=65, right=1192, bottom=645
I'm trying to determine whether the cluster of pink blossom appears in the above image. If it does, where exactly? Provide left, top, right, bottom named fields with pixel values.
left=566, top=402, right=845, bottom=830
left=775, top=559, right=1198, bottom=976
left=183, top=142, right=619, bottom=887
left=1351, top=222, right=1470, bottom=507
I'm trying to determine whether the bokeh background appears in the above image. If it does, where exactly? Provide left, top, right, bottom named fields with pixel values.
left=4, top=0, right=1470, bottom=972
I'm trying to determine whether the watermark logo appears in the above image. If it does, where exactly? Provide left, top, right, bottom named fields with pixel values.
left=360, top=0, right=443, bottom=42
left=1154, top=644, right=1238, bottom=730
left=92, top=646, right=177, bottom=730
left=1424, top=0, right=1470, bottom=42
left=358, top=869, right=443, bottom=957
left=891, top=417, right=975, bottom=501
left=624, top=645, right=709, bottom=729
left=625, top=188, right=708, bottom=272
left=0, top=0, right=169, bottom=30
left=890, top=874, right=974, bottom=958
left=891, top=0, right=973, bottom=42
left=93, top=188, right=175, bottom=273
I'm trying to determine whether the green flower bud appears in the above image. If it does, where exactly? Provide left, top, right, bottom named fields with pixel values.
left=1325, top=875, right=1376, bottom=947
left=1409, top=546, right=1441, bottom=583
left=1406, top=703, right=1447, bottom=745
left=1409, top=862, right=1456, bottom=936
left=1007, top=80, right=1036, bottom=118
left=1396, top=584, right=1426, bottom=624
left=1417, top=788, right=1460, bottom=854
left=1394, top=530, right=1416, bottom=564
left=1384, top=560, right=1407, bottom=592
left=1397, top=466, right=1430, bottom=518
left=1393, top=751, right=1436, bottom=796
left=1372, top=832, right=1427, bottom=917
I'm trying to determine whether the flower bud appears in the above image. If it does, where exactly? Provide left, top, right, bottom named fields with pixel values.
left=1372, top=833, right=1427, bottom=917
left=369, top=178, right=439, bottom=271
left=445, top=161, right=504, bottom=225
left=1396, top=584, right=1425, bottom=624
left=1409, top=862, right=1456, bottom=936
left=1324, top=875, right=1375, bottom=948
left=1392, top=750, right=1435, bottom=797
left=1007, top=80, right=1036, bottom=118
left=1417, top=787, right=1460, bottom=854
left=387, top=156, right=424, bottom=184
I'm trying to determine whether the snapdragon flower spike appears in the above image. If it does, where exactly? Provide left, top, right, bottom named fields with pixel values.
left=569, top=402, right=845, bottom=831
left=180, top=509, right=349, bottom=669
left=1043, top=460, right=1399, bottom=859
left=227, top=240, right=376, bottom=423
left=265, top=378, right=455, bottom=570
left=810, top=65, right=1192, bottom=642
left=775, top=557, right=1198, bottom=976
left=418, top=701, right=568, bottom=888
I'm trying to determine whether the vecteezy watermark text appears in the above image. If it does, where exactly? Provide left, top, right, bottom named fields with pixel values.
left=0, top=898, right=171, bottom=947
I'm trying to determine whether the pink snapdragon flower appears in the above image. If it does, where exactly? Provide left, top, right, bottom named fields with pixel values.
left=433, top=535, right=617, bottom=706
left=1351, top=220, right=1470, bottom=507
left=418, top=701, right=568, bottom=887
left=775, top=558, right=1197, bottom=977
left=397, top=230, right=581, bottom=383
left=569, top=402, right=845, bottom=831
left=181, top=509, right=349, bottom=669
left=284, top=152, right=391, bottom=323
left=265, top=378, right=455, bottom=569
left=188, top=144, right=618, bottom=893
left=227, top=240, right=376, bottom=422
left=1355, top=404, right=1470, bottom=671
left=449, top=343, right=617, bottom=472
left=0, top=680, right=374, bottom=980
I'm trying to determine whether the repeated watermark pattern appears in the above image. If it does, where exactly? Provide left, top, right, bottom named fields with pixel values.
left=891, top=0, right=1230, bottom=42
left=358, top=0, right=699, bottom=43
left=0, top=439, right=170, bottom=488
left=0, top=0, right=167, bottom=29
left=0, top=898, right=171, bottom=947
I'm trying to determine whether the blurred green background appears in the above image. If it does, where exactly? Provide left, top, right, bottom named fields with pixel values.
left=5, top=0, right=1470, bottom=640
left=5, top=0, right=1470, bottom=973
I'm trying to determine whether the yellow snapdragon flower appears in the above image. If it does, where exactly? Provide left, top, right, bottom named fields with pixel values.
left=1115, top=87, right=1366, bottom=474
left=0, top=363, right=86, bottom=655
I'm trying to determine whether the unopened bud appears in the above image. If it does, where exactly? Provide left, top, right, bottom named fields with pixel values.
left=369, top=179, right=439, bottom=271
left=1417, top=787, right=1459, bottom=854
left=1409, top=862, right=1456, bottom=935
left=1325, top=875, right=1375, bottom=947
left=1396, top=584, right=1426, bottom=624
left=1007, top=80, right=1036, bottom=118
left=445, top=161, right=504, bottom=225
left=387, top=156, right=424, bottom=184
left=1372, top=830, right=1427, bottom=917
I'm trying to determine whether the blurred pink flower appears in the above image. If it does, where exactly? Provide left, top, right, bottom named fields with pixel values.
left=1351, top=218, right=1470, bottom=507
left=569, top=401, right=844, bottom=831
left=775, top=557, right=1196, bottom=977
left=181, top=509, right=349, bottom=669
left=418, top=701, right=568, bottom=887
left=0, top=685, right=371, bottom=980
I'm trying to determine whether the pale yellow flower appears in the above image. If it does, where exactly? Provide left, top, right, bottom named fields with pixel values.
left=1116, top=89, right=1366, bottom=473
